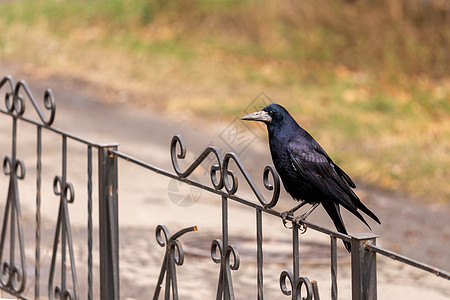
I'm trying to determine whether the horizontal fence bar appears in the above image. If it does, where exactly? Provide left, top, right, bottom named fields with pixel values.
left=366, top=244, right=450, bottom=280
left=300, top=220, right=352, bottom=243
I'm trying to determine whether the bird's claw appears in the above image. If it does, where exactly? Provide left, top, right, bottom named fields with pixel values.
left=281, top=209, right=309, bottom=233
left=281, top=211, right=293, bottom=229
left=294, top=215, right=308, bottom=234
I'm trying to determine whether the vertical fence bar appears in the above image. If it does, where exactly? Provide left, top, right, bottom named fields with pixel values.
left=351, top=233, right=378, bottom=300
left=10, top=118, right=17, bottom=285
left=256, top=208, right=263, bottom=300
left=312, top=280, right=320, bottom=300
left=87, top=145, right=93, bottom=300
left=61, top=136, right=67, bottom=295
left=292, top=222, right=299, bottom=281
left=221, top=195, right=229, bottom=300
left=222, top=196, right=228, bottom=248
left=330, top=236, right=337, bottom=300
left=12, top=117, right=16, bottom=162
left=98, top=144, right=119, bottom=300
left=35, top=126, right=42, bottom=299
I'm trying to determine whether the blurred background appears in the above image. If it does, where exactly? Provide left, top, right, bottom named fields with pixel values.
left=1, top=0, right=448, bottom=203
left=0, top=1, right=449, bottom=299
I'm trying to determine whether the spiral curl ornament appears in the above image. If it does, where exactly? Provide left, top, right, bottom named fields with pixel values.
left=210, top=239, right=240, bottom=271
left=11, top=264, right=23, bottom=293
left=210, top=239, right=223, bottom=264
left=262, top=165, right=280, bottom=208
left=0, top=261, right=24, bottom=294
left=3, top=157, right=25, bottom=180
left=9, top=80, right=56, bottom=126
left=153, top=224, right=197, bottom=300
left=170, top=135, right=223, bottom=189
left=53, top=176, right=75, bottom=203
left=211, top=239, right=240, bottom=299
left=155, top=224, right=171, bottom=248
left=0, top=154, right=27, bottom=294
left=155, top=225, right=196, bottom=266
left=224, top=245, right=240, bottom=271
left=222, top=152, right=280, bottom=209
left=0, top=76, right=14, bottom=112
left=0, top=262, right=9, bottom=287
left=48, top=175, right=78, bottom=300
left=280, top=270, right=294, bottom=296
left=280, top=270, right=314, bottom=300
left=54, top=285, right=75, bottom=300
left=169, top=240, right=184, bottom=266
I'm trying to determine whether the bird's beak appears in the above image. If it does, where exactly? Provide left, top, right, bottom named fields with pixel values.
left=241, top=110, right=272, bottom=123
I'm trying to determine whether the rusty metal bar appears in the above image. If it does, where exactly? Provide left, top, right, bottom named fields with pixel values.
left=330, top=236, right=337, bottom=300
left=351, top=233, right=378, bottom=300
left=292, top=222, right=299, bottom=281
left=312, top=280, right=320, bottom=300
left=87, top=145, right=93, bottom=300
left=61, top=136, right=67, bottom=298
left=222, top=196, right=228, bottom=251
left=256, top=208, right=263, bottom=300
left=99, top=145, right=120, bottom=300
left=35, top=125, right=41, bottom=300
left=366, top=244, right=450, bottom=280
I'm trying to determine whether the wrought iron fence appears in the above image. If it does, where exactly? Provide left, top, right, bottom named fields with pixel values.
left=0, top=75, right=449, bottom=300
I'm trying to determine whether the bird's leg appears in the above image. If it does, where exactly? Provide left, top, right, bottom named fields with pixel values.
left=294, top=203, right=320, bottom=224
left=281, top=201, right=308, bottom=228
left=286, top=201, right=309, bottom=215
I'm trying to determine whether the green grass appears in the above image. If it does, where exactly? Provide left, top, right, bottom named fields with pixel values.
left=0, top=0, right=448, bottom=202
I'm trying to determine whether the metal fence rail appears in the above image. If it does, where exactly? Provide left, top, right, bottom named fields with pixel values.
left=0, top=75, right=449, bottom=300
left=366, top=244, right=450, bottom=280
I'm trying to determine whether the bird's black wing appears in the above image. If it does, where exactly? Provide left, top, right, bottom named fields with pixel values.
left=312, top=144, right=380, bottom=224
left=334, top=164, right=356, bottom=188
left=307, top=142, right=356, bottom=188
left=287, top=140, right=374, bottom=228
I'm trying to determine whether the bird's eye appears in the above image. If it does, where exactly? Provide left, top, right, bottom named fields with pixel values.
left=269, top=110, right=274, bottom=115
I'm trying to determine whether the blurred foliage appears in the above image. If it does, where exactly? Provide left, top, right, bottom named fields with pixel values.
left=2, top=0, right=448, bottom=78
left=0, top=0, right=448, bottom=202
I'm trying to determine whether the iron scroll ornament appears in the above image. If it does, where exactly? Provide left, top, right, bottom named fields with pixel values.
left=170, top=135, right=281, bottom=209
left=211, top=239, right=240, bottom=300
left=280, top=270, right=315, bottom=300
left=1, top=76, right=56, bottom=126
left=0, top=76, right=14, bottom=110
left=153, top=225, right=197, bottom=300
left=48, top=176, right=78, bottom=300
left=171, top=135, right=224, bottom=190
left=0, top=157, right=27, bottom=294
left=222, top=152, right=280, bottom=209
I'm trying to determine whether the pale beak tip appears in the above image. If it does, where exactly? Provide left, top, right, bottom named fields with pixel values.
left=240, top=111, right=271, bottom=123
left=240, top=113, right=253, bottom=121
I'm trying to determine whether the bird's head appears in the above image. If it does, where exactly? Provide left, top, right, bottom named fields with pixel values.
left=241, top=103, right=289, bottom=125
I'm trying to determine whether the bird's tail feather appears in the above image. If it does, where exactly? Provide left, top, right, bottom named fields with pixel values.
left=339, top=199, right=372, bottom=230
left=347, top=189, right=381, bottom=225
left=356, top=201, right=381, bottom=225
left=322, top=201, right=351, bottom=252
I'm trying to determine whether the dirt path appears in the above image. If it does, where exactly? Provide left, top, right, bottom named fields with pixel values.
left=0, top=62, right=449, bottom=299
